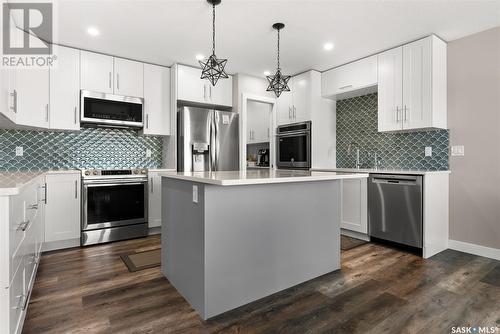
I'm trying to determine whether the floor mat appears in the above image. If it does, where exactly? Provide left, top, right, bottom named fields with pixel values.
left=121, top=249, right=161, bottom=272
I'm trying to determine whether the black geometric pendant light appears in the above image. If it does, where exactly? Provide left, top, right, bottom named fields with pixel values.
left=266, top=23, right=291, bottom=98
left=199, top=0, right=229, bottom=86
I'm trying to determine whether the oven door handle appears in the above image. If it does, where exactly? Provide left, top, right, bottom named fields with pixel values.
left=277, top=131, right=309, bottom=138
left=84, top=182, right=146, bottom=187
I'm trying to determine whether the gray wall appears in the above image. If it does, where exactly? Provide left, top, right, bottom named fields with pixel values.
left=448, top=26, right=500, bottom=249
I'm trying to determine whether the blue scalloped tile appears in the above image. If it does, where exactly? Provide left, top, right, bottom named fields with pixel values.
left=0, top=128, right=163, bottom=171
left=336, top=93, right=449, bottom=171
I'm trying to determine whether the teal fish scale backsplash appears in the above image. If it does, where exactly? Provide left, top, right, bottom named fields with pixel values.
left=0, top=127, right=163, bottom=171
left=336, top=93, right=449, bottom=170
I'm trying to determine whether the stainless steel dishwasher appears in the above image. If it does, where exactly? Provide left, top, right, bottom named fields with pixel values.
left=368, top=174, right=423, bottom=248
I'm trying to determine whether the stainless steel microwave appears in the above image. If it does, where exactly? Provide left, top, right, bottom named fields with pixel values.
left=276, top=121, right=311, bottom=169
left=80, top=90, right=144, bottom=128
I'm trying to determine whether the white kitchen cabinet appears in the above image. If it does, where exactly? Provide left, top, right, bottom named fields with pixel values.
left=114, top=58, right=144, bottom=97
left=340, top=178, right=368, bottom=234
left=276, top=89, right=293, bottom=125
left=247, top=100, right=271, bottom=143
left=322, top=55, right=377, bottom=100
left=176, top=64, right=232, bottom=107
left=276, top=71, right=318, bottom=125
left=0, top=15, right=19, bottom=123
left=142, top=64, right=171, bottom=136
left=15, top=68, right=49, bottom=129
left=80, top=51, right=114, bottom=94
left=49, top=45, right=80, bottom=131
left=148, top=171, right=162, bottom=228
left=44, top=173, right=80, bottom=243
left=378, top=36, right=447, bottom=132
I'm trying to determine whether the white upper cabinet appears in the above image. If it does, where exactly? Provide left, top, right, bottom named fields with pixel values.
left=322, top=55, right=378, bottom=100
left=176, top=64, right=232, bottom=107
left=0, top=15, right=19, bottom=123
left=142, top=64, right=171, bottom=136
left=148, top=171, right=162, bottom=228
left=277, top=71, right=319, bottom=125
left=378, top=36, right=447, bottom=132
left=49, top=45, right=80, bottom=131
left=276, top=88, right=293, bottom=125
left=247, top=100, right=271, bottom=144
left=44, top=173, right=81, bottom=243
left=378, top=47, right=403, bottom=132
left=80, top=51, right=114, bottom=94
left=114, top=58, right=144, bottom=97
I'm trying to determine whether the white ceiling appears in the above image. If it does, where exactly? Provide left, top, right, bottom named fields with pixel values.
left=48, top=0, right=500, bottom=76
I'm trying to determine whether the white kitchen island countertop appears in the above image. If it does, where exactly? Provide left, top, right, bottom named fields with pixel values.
left=0, top=170, right=80, bottom=196
left=160, top=169, right=368, bottom=186
left=312, top=168, right=451, bottom=175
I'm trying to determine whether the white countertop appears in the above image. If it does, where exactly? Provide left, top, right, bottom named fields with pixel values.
left=312, top=168, right=451, bottom=176
left=160, top=169, right=369, bottom=186
left=0, top=170, right=80, bottom=196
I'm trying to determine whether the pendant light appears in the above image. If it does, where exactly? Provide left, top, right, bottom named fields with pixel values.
left=266, top=23, right=291, bottom=98
left=200, top=0, right=228, bottom=86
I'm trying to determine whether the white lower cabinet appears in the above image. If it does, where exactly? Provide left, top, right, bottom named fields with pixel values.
left=340, top=178, right=368, bottom=234
left=1, top=175, right=45, bottom=334
left=148, top=171, right=162, bottom=228
left=44, top=173, right=81, bottom=244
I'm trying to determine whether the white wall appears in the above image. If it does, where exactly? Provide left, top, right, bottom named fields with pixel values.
left=232, top=74, right=274, bottom=113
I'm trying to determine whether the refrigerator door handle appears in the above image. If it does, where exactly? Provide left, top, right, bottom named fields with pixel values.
left=210, top=113, right=217, bottom=172
left=213, top=112, right=220, bottom=171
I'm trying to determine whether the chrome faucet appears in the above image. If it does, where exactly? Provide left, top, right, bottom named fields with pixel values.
left=348, top=142, right=362, bottom=169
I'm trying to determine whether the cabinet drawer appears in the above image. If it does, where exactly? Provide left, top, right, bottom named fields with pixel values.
left=9, top=263, right=25, bottom=334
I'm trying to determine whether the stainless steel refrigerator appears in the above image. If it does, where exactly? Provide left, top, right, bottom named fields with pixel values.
left=177, top=106, right=239, bottom=172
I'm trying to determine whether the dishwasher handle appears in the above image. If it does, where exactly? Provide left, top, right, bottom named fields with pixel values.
left=371, top=175, right=420, bottom=186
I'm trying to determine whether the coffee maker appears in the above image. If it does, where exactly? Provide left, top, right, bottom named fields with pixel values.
left=257, top=149, right=270, bottom=167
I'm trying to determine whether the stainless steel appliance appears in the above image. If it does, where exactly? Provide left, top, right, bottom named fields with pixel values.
left=177, top=106, right=239, bottom=172
left=276, top=121, right=311, bottom=169
left=80, top=90, right=144, bottom=128
left=257, top=149, right=269, bottom=167
left=368, top=174, right=423, bottom=248
left=81, top=168, right=148, bottom=246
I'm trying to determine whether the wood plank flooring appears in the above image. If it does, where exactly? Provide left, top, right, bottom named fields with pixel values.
left=23, top=235, right=500, bottom=334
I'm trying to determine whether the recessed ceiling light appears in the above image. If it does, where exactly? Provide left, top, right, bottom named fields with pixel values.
left=264, top=71, right=271, bottom=76
left=196, top=54, right=205, bottom=61
left=323, top=42, right=334, bottom=51
left=87, top=27, right=100, bottom=36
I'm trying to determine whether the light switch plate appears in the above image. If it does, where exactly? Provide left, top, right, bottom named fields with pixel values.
left=192, top=185, right=198, bottom=203
left=145, top=148, right=152, bottom=158
left=425, top=146, right=432, bottom=157
left=451, top=145, right=465, bottom=156
left=15, top=146, right=23, bottom=156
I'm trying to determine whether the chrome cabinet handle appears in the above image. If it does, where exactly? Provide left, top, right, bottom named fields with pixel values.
left=43, top=183, right=47, bottom=204
left=150, top=177, right=154, bottom=193
left=146, top=114, right=149, bottom=129
left=74, top=106, right=77, bottom=124
left=10, top=90, right=17, bottom=113
left=45, top=104, right=49, bottom=122
left=27, top=204, right=38, bottom=210
left=209, top=85, right=212, bottom=100
left=338, top=84, right=354, bottom=90
left=395, top=106, right=400, bottom=122
left=117, top=73, right=120, bottom=90
left=293, top=106, right=296, bottom=120
left=17, top=220, right=30, bottom=232
left=15, top=294, right=27, bottom=310
left=267, top=128, right=270, bottom=138
left=74, top=180, right=78, bottom=199
left=203, top=85, right=207, bottom=101
left=109, top=72, right=112, bottom=89
left=288, top=107, right=292, bottom=119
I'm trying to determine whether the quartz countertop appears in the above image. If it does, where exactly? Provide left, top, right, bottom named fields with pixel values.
left=160, top=169, right=368, bottom=186
left=0, top=170, right=80, bottom=196
left=312, top=168, right=451, bottom=176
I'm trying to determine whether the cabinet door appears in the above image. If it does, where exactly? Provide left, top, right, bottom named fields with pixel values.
left=377, top=47, right=403, bottom=132
left=247, top=100, right=271, bottom=143
left=177, top=65, right=206, bottom=104
left=291, top=74, right=310, bottom=122
left=80, top=51, right=114, bottom=94
left=45, top=174, right=80, bottom=242
left=0, top=68, right=16, bottom=122
left=276, top=90, right=293, bottom=125
left=143, top=64, right=171, bottom=136
left=341, top=178, right=368, bottom=234
left=209, top=75, right=233, bottom=107
left=15, top=65, right=49, bottom=128
left=114, top=57, right=144, bottom=97
left=49, top=46, right=80, bottom=131
left=402, top=38, right=432, bottom=130
left=148, top=172, right=162, bottom=228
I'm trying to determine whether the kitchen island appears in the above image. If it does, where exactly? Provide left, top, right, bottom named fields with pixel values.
left=160, top=169, right=368, bottom=319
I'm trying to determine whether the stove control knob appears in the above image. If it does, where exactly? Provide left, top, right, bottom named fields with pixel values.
left=92, top=170, right=98, bottom=175
left=133, top=169, right=139, bottom=174
left=84, top=171, right=90, bottom=176
left=141, top=169, right=147, bottom=174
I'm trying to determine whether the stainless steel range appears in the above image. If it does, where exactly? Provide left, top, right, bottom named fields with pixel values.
left=81, top=168, right=148, bottom=246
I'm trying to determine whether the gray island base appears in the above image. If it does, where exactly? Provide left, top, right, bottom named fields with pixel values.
left=160, top=170, right=368, bottom=319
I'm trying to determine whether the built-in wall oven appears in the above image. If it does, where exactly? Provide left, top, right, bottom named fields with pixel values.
left=276, top=121, right=311, bottom=169
left=81, top=169, right=148, bottom=246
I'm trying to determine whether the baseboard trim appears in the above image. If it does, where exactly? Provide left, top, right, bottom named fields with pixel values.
left=341, top=229, right=370, bottom=242
left=148, top=227, right=161, bottom=235
left=43, top=238, right=80, bottom=252
left=448, top=239, right=500, bottom=261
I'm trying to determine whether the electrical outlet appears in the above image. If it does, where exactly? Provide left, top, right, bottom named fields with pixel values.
left=15, top=146, right=23, bottom=157
left=145, top=148, right=152, bottom=158
left=192, top=185, right=198, bottom=203
left=451, top=145, right=465, bottom=156
left=425, top=147, right=432, bottom=157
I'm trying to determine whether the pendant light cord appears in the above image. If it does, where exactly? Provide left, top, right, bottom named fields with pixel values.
left=277, top=28, right=280, bottom=70
left=212, top=3, right=216, bottom=55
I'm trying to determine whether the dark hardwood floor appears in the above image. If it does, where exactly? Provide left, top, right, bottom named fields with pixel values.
left=23, top=235, right=500, bottom=334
